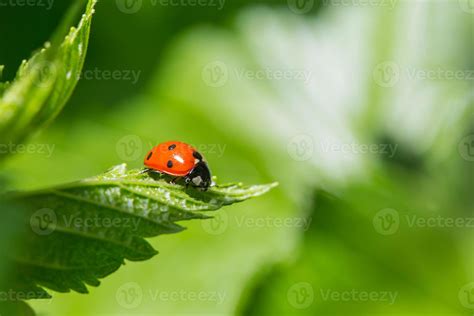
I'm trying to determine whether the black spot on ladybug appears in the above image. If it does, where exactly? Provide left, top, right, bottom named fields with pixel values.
left=193, top=151, right=203, bottom=160
left=147, top=152, right=153, bottom=160
left=168, top=144, right=176, bottom=150
left=167, top=160, right=173, bottom=168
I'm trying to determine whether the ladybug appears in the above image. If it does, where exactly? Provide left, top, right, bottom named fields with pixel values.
left=143, top=141, right=212, bottom=190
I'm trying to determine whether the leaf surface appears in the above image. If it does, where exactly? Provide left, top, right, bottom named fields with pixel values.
left=4, top=164, right=277, bottom=298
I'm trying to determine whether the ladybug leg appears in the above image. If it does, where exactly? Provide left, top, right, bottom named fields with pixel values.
left=170, top=177, right=179, bottom=184
left=140, top=168, right=163, bottom=175
left=139, top=168, right=152, bottom=174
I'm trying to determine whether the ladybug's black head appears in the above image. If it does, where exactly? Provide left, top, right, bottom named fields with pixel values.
left=185, top=161, right=212, bottom=190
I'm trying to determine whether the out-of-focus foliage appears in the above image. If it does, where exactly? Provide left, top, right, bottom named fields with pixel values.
left=238, top=176, right=470, bottom=315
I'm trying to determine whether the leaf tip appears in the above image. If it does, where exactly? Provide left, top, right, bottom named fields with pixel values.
left=268, top=182, right=279, bottom=189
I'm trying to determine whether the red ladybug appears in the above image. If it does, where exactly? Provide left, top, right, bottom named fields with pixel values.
left=143, top=141, right=212, bottom=190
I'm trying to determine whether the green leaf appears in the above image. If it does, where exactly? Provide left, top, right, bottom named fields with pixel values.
left=3, top=164, right=277, bottom=299
left=0, top=0, right=96, bottom=157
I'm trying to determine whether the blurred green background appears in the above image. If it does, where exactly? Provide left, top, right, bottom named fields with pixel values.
left=0, top=0, right=473, bottom=315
